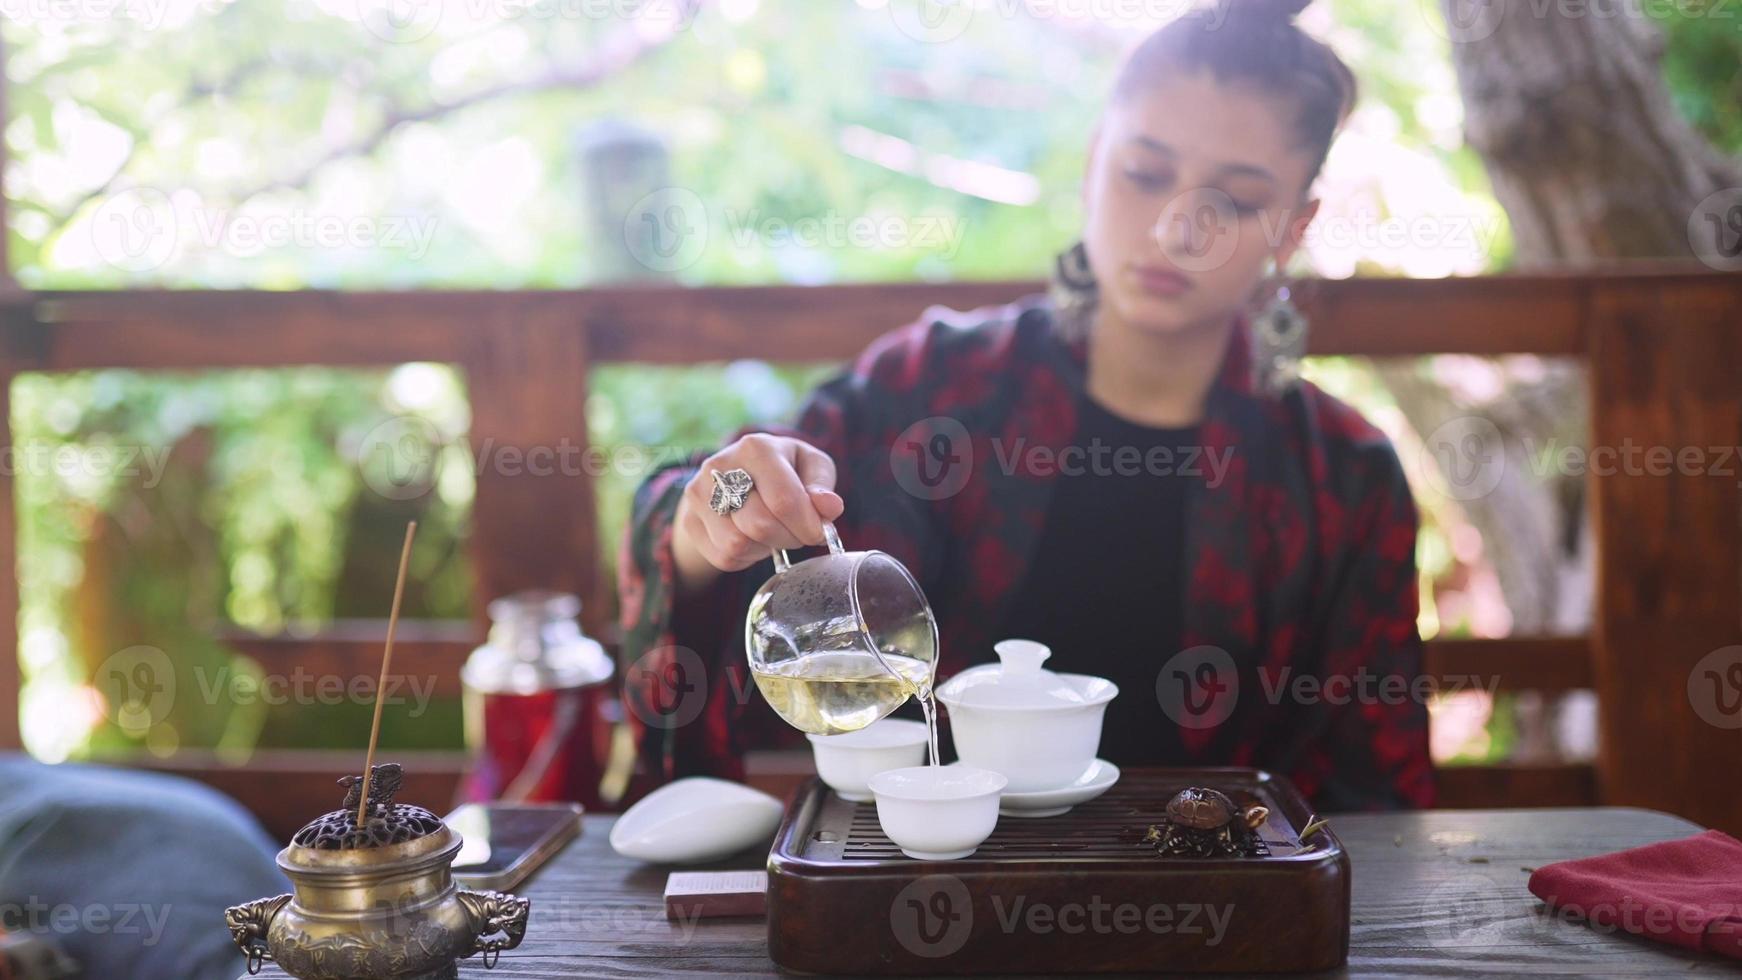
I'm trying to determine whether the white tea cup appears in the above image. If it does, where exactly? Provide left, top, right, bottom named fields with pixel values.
left=807, top=718, right=930, bottom=802
left=869, top=765, right=1005, bottom=861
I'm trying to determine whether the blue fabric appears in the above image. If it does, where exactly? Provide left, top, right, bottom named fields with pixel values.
left=0, top=756, right=286, bottom=980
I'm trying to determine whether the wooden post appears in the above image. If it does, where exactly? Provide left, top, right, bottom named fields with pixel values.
left=576, top=120, right=676, bottom=285
left=0, top=30, right=11, bottom=294
left=462, top=301, right=603, bottom=634
left=1588, top=275, right=1742, bottom=834
left=0, top=361, right=18, bottom=751
left=0, top=28, right=23, bottom=749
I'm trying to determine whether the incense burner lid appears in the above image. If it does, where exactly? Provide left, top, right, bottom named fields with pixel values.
left=290, top=801, right=445, bottom=849
left=281, top=763, right=452, bottom=871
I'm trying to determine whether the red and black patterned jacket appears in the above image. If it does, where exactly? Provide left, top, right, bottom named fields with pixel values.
left=617, top=295, right=1436, bottom=811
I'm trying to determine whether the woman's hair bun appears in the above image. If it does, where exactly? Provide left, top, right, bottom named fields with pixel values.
left=1218, top=0, right=1312, bottom=23
left=1119, top=0, right=1352, bottom=187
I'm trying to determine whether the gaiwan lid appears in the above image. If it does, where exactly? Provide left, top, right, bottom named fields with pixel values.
left=282, top=764, right=454, bottom=871
left=936, top=639, right=1119, bottom=710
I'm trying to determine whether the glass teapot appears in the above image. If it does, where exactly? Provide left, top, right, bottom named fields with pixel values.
left=744, top=523, right=939, bottom=737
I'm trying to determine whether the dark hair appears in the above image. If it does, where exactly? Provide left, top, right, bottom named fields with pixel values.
left=1111, top=0, right=1357, bottom=190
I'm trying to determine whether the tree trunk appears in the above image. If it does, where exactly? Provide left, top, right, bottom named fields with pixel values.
left=1389, top=2, right=1742, bottom=773
left=1445, top=0, right=1739, bottom=263
left=1391, top=3, right=1741, bottom=637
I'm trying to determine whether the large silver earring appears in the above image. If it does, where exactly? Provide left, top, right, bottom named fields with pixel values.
left=1049, top=240, right=1098, bottom=342
left=1251, top=259, right=1308, bottom=395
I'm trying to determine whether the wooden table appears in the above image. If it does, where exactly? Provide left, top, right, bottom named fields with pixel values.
left=247, top=805, right=1742, bottom=978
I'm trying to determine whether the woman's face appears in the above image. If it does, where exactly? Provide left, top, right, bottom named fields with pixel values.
left=1082, top=69, right=1320, bottom=337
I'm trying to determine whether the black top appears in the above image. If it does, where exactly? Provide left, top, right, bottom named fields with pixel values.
left=993, top=390, right=1198, bottom=768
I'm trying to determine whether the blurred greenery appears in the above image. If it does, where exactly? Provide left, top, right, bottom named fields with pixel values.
left=589, top=362, right=838, bottom=563
left=12, top=358, right=834, bottom=761
left=6, top=0, right=1732, bottom=763
left=12, top=367, right=475, bottom=759
left=1655, top=2, right=1742, bottom=154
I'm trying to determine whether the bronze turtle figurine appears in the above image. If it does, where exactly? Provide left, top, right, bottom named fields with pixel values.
left=1143, top=787, right=1270, bottom=858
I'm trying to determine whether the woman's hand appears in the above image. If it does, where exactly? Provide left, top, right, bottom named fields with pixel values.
left=671, top=434, right=846, bottom=594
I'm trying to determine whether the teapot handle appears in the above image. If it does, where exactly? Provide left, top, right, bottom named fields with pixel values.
left=773, top=521, right=844, bottom=574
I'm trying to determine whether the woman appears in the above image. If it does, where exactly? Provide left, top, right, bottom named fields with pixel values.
left=619, top=0, right=1434, bottom=811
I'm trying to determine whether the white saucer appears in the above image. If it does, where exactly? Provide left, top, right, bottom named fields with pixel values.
left=949, top=759, right=1120, bottom=818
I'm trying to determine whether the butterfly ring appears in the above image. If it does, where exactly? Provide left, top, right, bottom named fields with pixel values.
left=708, top=467, right=755, bottom=516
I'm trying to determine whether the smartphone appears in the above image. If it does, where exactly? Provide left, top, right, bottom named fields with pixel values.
left=446, top=802, right=584, bottom=892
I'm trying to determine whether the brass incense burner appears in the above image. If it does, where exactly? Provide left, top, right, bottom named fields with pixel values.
left=225, top=764, right=530, bottom=980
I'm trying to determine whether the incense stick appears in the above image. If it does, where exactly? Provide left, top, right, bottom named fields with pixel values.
left=357, top=520, right=417, bottom=827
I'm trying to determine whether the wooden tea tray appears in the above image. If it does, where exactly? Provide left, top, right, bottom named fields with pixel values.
left=767, top=767, right=1349, bottom=975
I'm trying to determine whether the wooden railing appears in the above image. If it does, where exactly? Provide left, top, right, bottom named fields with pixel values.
left=3, top=265, right=1740, bottom=836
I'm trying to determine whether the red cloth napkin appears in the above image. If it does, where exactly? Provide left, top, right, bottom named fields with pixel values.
left=1528, top=829, right=1742, bottom=959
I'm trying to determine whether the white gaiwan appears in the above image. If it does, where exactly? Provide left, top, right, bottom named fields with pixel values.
left=936, top=639, right=1118, bottom=793
left=609, top=777, right=783, bottom=864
